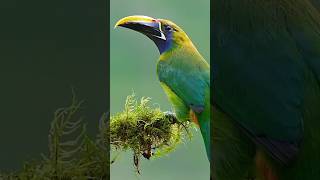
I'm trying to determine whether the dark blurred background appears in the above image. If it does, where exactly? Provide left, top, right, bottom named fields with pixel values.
left=0, top=0, right=108, bottom=170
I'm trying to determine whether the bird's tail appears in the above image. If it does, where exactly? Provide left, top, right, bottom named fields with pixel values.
left=200, top=116, right=210, bottom=160
left=189, top=89, right=210, bottom=161
left=193, top=107, right=210, bottom=161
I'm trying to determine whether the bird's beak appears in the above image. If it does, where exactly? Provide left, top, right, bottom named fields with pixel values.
left=114, top=15, right=166, bottom=41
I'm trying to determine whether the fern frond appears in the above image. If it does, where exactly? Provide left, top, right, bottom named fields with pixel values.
left=46, top=94, right=87, bottom=179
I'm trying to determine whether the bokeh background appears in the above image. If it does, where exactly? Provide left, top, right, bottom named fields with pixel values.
left=0, top=0, right=107, bottom=170
left=110, top=0, right=210, bottom=179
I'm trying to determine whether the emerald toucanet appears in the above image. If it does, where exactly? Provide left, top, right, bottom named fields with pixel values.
left=115, top=3, right=320, bottom=179
left=115, top=15, right=210, bottom=159
left=213, top=0, right=320, bottom=179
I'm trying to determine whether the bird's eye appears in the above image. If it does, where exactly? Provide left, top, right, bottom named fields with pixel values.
left=164, top=25, right=173, bottom=31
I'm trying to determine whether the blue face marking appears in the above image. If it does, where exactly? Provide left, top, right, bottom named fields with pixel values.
left=148, top=26, right=174, bottom=54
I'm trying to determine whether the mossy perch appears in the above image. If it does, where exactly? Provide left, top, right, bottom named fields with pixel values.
left=110, top=94, right=191, bottom=173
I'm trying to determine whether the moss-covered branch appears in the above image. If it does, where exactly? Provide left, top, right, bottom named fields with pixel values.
left=110, top=94, right=191, bottom=174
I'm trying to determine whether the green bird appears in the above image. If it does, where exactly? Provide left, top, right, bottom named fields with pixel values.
left=115, top=15, right=210, bottom=159
left=213, top=0, right=320, bottom=179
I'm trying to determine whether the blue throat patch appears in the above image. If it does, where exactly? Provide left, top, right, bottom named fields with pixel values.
left=148, top=31, right=173, bottom=54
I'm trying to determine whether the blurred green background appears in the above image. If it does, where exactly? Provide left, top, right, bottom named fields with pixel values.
left=110, top=0, right=210, bottom=179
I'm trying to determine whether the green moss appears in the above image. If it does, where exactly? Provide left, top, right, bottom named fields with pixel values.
left=110, top=94, right=191, bottom=173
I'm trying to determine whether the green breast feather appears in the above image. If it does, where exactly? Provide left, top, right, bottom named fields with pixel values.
left=157, top=49, right=210, bottom=120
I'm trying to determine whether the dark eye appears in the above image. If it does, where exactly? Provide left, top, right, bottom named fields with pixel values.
left=164, top=25, right=173, bottom=31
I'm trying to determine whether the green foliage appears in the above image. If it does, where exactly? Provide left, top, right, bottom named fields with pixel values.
left=110, top=94, right=191, bottom=173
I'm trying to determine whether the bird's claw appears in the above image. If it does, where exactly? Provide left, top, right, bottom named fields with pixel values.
left=164, top=111, right=178, bottom=123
